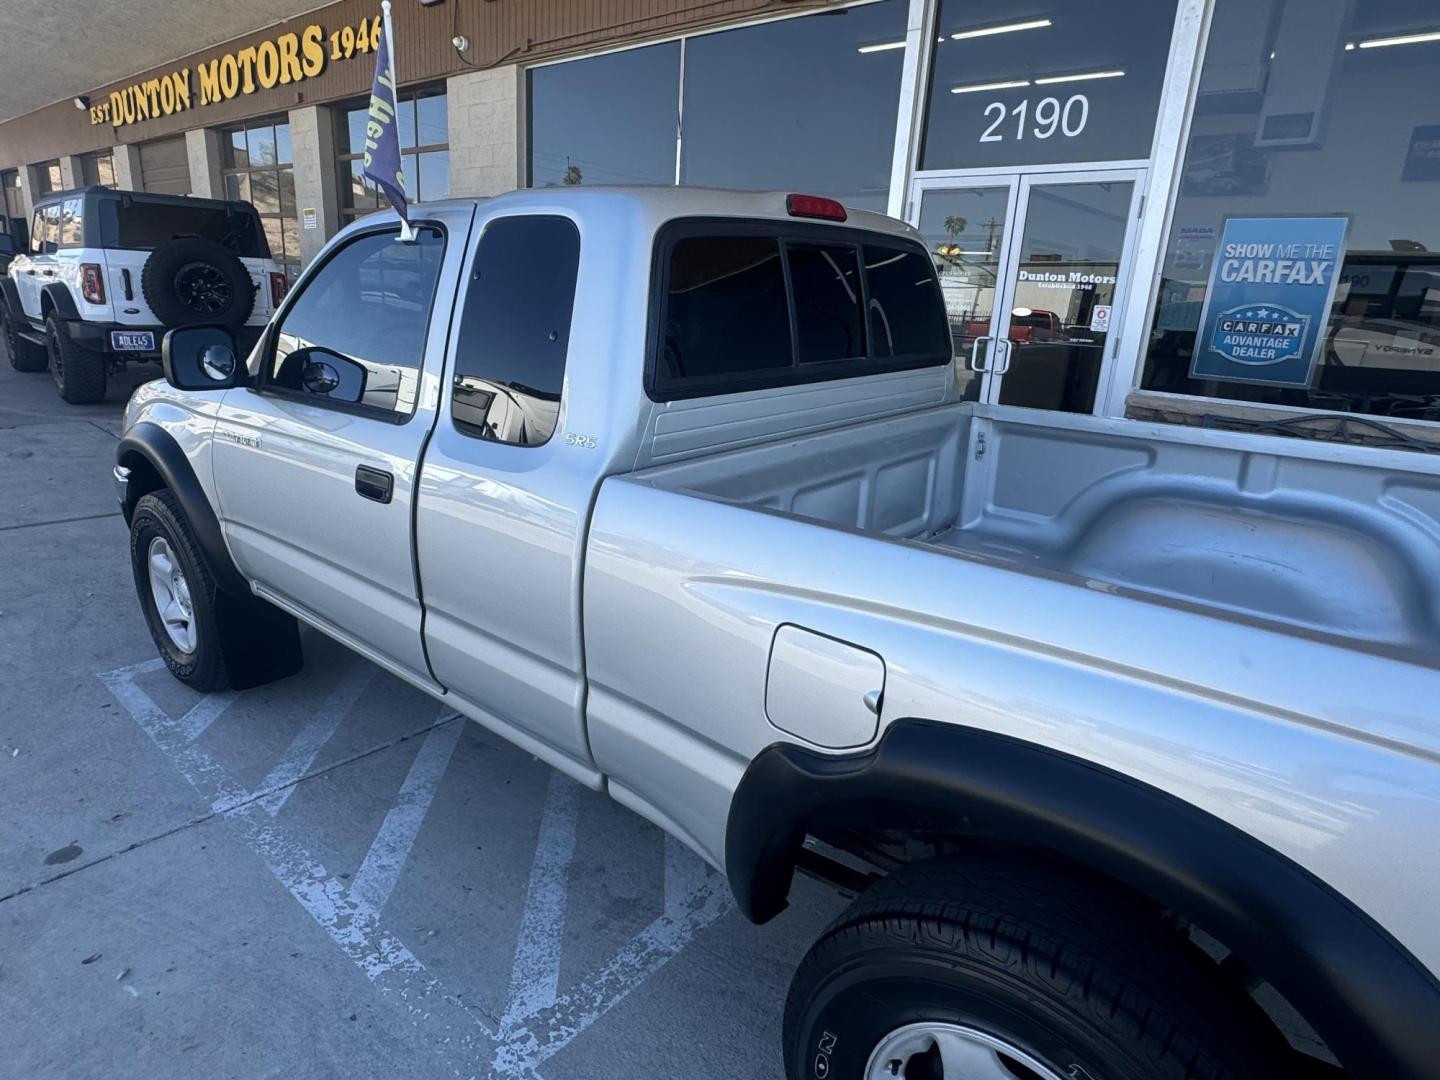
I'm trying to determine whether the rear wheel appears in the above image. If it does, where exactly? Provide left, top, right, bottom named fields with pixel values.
left=784, top=855, right=1289, bottom=1080
left=46, top=314, right=107, bottom=403
left=3, top=304, right=47, bottom=371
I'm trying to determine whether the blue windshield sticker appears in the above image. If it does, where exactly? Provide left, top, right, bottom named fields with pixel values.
left=1189, top=216, right=1348, bottom=388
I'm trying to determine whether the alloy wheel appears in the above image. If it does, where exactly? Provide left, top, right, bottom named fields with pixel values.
left=864, top=1023, right=1067, bottom=1080
left=147, top=536, right=198, bottom=654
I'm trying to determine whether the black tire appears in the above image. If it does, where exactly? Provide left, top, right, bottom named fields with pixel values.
left=3, top=302, right=47, bottom=371
left=129, top=490, right=231, bottom=692
left=141, top=238, right=255, bottom=329
left=46, top=314, right=107, bottom=403
left=784, top=855, right=1290, bottom=1080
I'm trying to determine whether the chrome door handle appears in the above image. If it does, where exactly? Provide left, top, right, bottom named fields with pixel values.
left=991, top=337, right=1014, bottom=376
left=968, top=335, right=994, bottom=372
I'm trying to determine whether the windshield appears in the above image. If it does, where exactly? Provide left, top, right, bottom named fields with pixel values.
left=98, top=198, right=270, bottom=257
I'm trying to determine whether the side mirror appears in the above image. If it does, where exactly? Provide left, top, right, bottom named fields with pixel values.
left=162, top=326, right=244, bottom=391
left=278, top=345, right=369, bottom=404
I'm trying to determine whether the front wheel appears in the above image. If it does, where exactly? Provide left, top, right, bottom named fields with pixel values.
left=3, top=304, right=47, bottom=371
left=784, top=855, right=1289, bottom=1080
left=129, top=490, right=230, bottom=691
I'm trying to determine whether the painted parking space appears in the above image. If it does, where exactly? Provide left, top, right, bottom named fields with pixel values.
left=0, top=351, right=843, bottom=1079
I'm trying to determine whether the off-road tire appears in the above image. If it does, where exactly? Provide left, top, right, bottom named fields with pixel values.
left=46, top=314, right=107, bottom=403
left=129, top=490, right=231, bottom=692
left=784, top=854, right=1291, bottom=1080
left=141, top=238, right=255, bottom=329
left=3, top=303, right=47, bottom=371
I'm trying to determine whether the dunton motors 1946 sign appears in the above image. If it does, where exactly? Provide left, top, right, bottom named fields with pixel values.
left=89, top=15, right=384, bottom=129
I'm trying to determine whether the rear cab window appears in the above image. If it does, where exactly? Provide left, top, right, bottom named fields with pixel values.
left=97, top=197, right=269, bottom=257
left=650, top=219, right=951, bottom=400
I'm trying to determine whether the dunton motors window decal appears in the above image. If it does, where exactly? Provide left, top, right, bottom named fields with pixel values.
left=1190, top=216, right=1349, bottom=389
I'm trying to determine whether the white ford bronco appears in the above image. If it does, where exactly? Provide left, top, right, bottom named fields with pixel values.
left=1, top=187, right=285, bottom=403
left=115, top=188, right=1439, bottom=1080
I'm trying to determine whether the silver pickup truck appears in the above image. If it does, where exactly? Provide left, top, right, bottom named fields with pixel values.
left=114, top=188, right=1440, bottom=1080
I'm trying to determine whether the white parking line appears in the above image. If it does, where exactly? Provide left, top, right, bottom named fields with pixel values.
left=490, top=835, right=734, bottom=1078
left=179, top=691, right=238, bottom=743
left=349, top=709, right=464, bottom=917
left=499, top=770, right=582, bottom=1031
left=102, top=658, right=734, bottom=1080
left=257, top=667, right=375, bottom=817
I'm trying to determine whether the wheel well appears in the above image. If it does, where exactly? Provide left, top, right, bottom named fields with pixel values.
left=39, top=293, right=54, bottom=319
left=118, top=450, right=165, bottom=522
left=807, top=823, right=1342, bottom=1075
left=728, top=723, right=1439, bottom=1080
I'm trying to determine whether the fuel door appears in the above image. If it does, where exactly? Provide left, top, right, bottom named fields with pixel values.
left=765, top=624, right=885, bottom=750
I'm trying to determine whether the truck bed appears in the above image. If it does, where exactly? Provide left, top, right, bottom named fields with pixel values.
left=582, top=402, right=1440, bottom=977
left=632, top=403, right=1440, bottom=656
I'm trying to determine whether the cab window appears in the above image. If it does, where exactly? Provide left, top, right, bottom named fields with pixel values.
left=59, top=198, right=83, bottom=247
left=264, top=226, right=446, bottom=417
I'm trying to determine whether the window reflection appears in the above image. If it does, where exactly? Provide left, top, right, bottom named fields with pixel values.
left=1141, top=0, right=1440, bottom=427
left=528, top=42, right=680, bottom=187
left=270, top=228, right=445, bottom=415
left=921, top=0, right=1176, bottom=170
left=680, top=0, right=908, bottom=211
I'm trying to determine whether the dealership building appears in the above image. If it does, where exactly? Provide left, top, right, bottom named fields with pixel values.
left=2, top=0, right=1438, bottom=434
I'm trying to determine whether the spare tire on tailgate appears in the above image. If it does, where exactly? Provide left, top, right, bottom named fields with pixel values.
left=141, top=238, right=255, bottom=329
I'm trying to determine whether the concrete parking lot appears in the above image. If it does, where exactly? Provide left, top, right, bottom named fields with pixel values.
left=0, top=349, right=844, bottom=1079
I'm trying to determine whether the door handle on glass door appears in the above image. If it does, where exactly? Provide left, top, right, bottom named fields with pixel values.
left=991, top=337, right=1013, bottom=376
left=968, top=335, right=994, bottom=372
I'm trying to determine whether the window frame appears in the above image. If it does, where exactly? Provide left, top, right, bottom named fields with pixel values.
left=252, top=219, right=449, bottom=425
left=448, top=212, right=582, bottom=448
left=335, top=86, right=450, bottom=224
left=220, top=116, right=298, bottom=278
left=646, top=217, right=951, bottom=402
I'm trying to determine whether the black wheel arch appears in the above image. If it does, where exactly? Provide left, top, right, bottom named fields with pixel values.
left=39, top=282, right=81, bottom=322
left=727, top=719, right=1440, bottom=1080
left=117, top=421, right=248, bottom=596
left=0, top=276, right=24, bottom=321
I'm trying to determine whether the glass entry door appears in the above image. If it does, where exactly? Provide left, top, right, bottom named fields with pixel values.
left=912, top=169, right=1145, bottom=413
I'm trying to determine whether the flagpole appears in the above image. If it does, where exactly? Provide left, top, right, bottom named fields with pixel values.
left=381, top=0, right=415, bottom=241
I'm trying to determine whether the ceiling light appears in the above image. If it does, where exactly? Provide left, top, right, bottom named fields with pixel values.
left=857, top=40, right=905, bottom=53
left=1357, top=29, right=1440, bottom=49
left=73, top=95, right=90, bottom=110
left=950, top=18, right=1052, bottom=41
left=951, top=79, right=1031, bottom=94
left=1035, top=69, right=1126, bottom=85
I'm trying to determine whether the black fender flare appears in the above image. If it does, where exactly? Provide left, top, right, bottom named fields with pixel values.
left=39, top=282, right=81, bottom=322
left=0, top=276, right=24, bottom=321
left=116, top=421, right=249, bottom=596
left=726, top=719, right=1440, bottom=1080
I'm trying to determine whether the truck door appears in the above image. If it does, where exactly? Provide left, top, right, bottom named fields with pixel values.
left=210, top=211, right=472, bottom=685
left=414, top=212, right=596, bottom=777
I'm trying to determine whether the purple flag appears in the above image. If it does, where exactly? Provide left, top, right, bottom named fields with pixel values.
left=362, top=12, right=408, bottom=227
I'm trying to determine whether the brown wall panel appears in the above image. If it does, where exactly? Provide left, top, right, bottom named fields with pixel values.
left=0, top=0, right=824, bottom=172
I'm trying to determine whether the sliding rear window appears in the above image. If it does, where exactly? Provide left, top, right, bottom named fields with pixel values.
left=649, top=219, right=950, bottom=401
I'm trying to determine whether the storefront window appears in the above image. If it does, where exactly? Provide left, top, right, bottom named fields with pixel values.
left=33, top=160, right=62, bottom=196
left=337, top=87, right=449, bottom=221
left=529, top=42, right=679, bottom=187
left=920, top=0, right=1177, bottom=170
left=1, top=169, right=23, bottom=227
left=79, top=150, right=116, bottom=189
left=680, top=0, right=907, bottom=211
left=1140, top=0, right=1440, bottom=425
left=527, top=0, right=908, bottom=209
left=222, top=118, right=298, bottom=278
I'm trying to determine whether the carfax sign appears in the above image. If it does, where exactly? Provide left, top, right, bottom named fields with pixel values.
left=1190, top=216, right=1349, bottom=388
